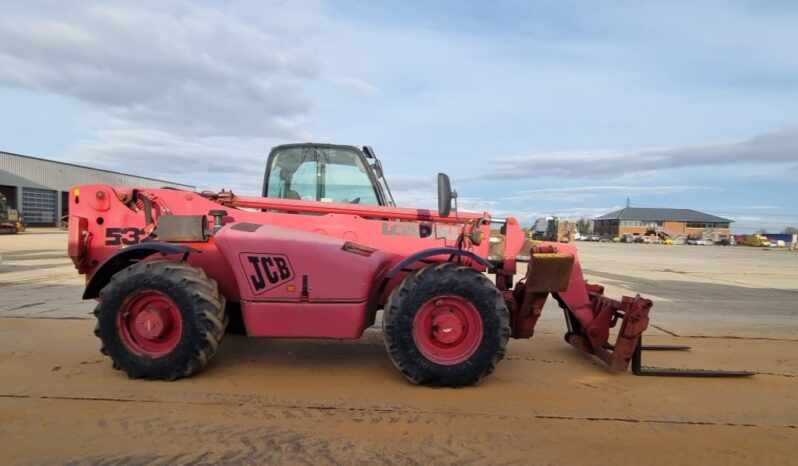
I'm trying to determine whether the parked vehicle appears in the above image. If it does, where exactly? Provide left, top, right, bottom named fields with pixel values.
left=67, top=143, right=749, bottom=385
left=746, top=235, right=772, bottom=247
left=0, top=194, right=25, bottom=234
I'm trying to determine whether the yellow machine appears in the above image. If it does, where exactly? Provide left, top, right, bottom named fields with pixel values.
left=0, top=193, right=25, bottom=234
left=746, top=234, right=772, bottom=247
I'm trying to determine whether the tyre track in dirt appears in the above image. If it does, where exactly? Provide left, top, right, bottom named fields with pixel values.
left=4, top=395, right=795, bottom=466
left=2, top=392, right=795, bottom=430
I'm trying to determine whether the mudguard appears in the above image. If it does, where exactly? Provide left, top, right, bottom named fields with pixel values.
left=83, top=242, right=199, bottom=299
left=383, top=247, right=493, bottom=280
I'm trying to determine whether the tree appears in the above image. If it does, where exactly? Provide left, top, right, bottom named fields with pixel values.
left=784, top=226, right=797, bottom=234
left=575, top=217, right=592, bottom=235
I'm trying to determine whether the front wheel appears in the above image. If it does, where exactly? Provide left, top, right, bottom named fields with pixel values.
left=382, top=263, right=510, bottom=387
left=93, top=260, right=226, bottom=380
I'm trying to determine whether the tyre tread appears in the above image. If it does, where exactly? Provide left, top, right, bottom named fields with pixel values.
left=93, top=259, right=226, bottom=380
left=383, top=262, right=510, bottom=387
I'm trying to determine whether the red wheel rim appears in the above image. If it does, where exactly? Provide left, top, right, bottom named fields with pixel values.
left=117, top=290, right=182, bottom=357
left=413, top=296, right=483, bottom=365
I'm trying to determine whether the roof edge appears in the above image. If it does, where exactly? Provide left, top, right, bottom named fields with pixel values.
left=1, top=150, right=195, bottom=189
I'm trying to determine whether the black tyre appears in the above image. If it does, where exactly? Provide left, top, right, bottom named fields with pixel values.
left=93, top=260, right=226, bottom=380
left=382, top=262, right=510, bottom=387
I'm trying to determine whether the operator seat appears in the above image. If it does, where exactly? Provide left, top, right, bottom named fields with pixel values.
left=285, top=189, right=301, bottom=200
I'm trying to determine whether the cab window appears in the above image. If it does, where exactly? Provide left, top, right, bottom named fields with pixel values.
left=324, top=161, right=378, bottom=204
left=266, top=147, right=379, bottom=205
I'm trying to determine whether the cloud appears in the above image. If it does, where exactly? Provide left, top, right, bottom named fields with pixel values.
left=392, top=189, right=498, bottom=213
left=0, top=0, right=796, bottom=232
left=501, top=185, right=718, bottom=201
left=390, top=187, right=614, bottom=226
left=67, top=129, right=275, bottom=193
left=387, top=175, right=436, bottom=191
left=483, top=126, right=798, bottom=181
left=726, top=214, right=798, bottom=233
left=0, top=1, right=319, bottom=140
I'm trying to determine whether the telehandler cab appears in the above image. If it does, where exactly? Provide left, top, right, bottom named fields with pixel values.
left=68, top=143, right=751, bottom=386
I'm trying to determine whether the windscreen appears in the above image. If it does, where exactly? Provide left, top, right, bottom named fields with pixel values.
left=266, top=147, right=379, bottom=205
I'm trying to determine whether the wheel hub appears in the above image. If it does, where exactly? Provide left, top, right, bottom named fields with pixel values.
left=413, top=296, right=484, bottom=365
left=132, top=306, right=171, bottom=340
left=118, top=290, right=182, bottom=357
left=431, top=313, right=464, bottom=344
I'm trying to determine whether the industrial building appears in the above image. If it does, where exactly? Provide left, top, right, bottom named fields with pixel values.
left=1, top=150, right=194, bottom=226
left=593, top=207, right=732, bottom=240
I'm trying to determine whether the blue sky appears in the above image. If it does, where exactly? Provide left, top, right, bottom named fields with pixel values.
left=0, top=0, right=796, bottom=232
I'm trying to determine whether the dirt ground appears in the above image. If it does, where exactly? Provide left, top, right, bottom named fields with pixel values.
left=1, top=230, right=796, bottom=465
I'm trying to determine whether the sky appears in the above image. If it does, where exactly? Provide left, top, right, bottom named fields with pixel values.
left=0, top=0, right=796, bottom=233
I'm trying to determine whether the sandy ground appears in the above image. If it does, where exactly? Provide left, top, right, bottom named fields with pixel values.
left=1, top=230, right=796, bottom=465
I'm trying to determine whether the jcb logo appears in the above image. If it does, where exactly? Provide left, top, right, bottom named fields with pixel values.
left=240, top=253, right=294, bottom=294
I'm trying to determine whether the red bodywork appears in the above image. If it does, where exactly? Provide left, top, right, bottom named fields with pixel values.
left=68, top=184, right=652, bottom=372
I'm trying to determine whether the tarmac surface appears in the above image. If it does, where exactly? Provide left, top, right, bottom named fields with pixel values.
left=1, top=230, right=796, bottom=465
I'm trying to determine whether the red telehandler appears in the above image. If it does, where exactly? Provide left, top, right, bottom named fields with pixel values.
left=67, top=143, right=750, bottom=386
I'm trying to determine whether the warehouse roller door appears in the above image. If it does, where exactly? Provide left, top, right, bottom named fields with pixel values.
left=22, top=187, right=57, bottom=225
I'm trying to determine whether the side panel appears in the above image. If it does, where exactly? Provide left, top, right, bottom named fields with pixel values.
left=240, top=302, right=371, bottom=338
left=215, top=223, right=392, bottom=338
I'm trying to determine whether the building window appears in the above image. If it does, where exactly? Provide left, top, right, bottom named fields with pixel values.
left=686, top=222, right=727, bottom=229
left=619, top=220, right=662, bottom=227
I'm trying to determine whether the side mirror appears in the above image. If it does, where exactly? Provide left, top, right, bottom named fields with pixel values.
left=437, top=173, right=452, bottom=217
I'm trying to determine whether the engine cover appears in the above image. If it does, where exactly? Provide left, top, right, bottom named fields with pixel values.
left=215, top=222, right=392, bottom=338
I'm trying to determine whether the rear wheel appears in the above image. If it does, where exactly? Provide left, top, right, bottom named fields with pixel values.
left=383, top=263, right=510, bottom=387
left=93, top=260, right=226, bottom=380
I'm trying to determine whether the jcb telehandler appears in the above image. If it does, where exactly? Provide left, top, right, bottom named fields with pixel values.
left=68, top=143, right=750, bottom=386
